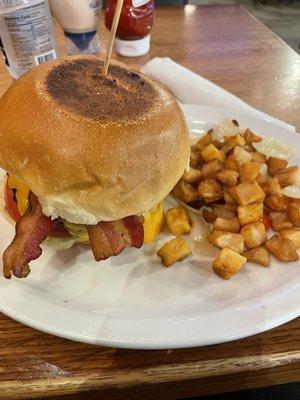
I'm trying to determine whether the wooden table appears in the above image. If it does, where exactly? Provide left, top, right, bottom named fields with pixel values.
left=0, top=5, right=299, bottom=400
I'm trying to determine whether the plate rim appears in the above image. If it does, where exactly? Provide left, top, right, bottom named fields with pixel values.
left=0, top=104, right=299, bottom=349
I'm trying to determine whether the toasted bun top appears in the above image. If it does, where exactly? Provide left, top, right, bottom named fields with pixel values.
left=0, top=56, right=190, bottom=224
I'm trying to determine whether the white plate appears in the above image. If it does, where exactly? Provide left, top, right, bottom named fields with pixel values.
left=0, top=105, right=299, bottom=349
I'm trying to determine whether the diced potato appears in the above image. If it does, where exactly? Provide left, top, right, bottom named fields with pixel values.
left=222, top=135, right=246, bottom=154
left=251, top=152, right=267, bottom=164
left=201, top=144, right=225, bottom=162
left=243, top=144, right=254, bottom=153
left=208, top=230, right=245, bottom=253
left=212, top=248, right=247, bottom=279
left=166, top=208, right=191, bottom=236
left=190, top=152, right=199, bottom=168
left=280, top=229, right=300, bottom=249
left=240, top=221, right=267, bottom=248
left=239, top=162, right=261, bottom=182
left=224, top=154, right=239, bottom=172
left=201, top=160, right=222, bottom=179
left=229, top=181, right=265, bottom=206
left=262, top=178, right=282, bottom=197
left=243, top=245, right=270, bottom=267
left=212, top=204, right=236, bottom=219
left=157, top=237, right=191, bottom=267
left=196, top=150, right=204, bottom=165
left=233, top=146, right=252, bottom=166
left=213, top=140, right=224, bottom=150
left=194, top=131, right=213, bottom=151
left=265, top=234, right=299, bottom=262
left=266, top=157, right=288, bottom=176
left=223, top=136, right=231, bottom=143
left=212, top=217, right=239, bottom=233
left=190, top=148, right=204, bottom=166
left=243, top=129, right=262, bottom=144
left=198, top=179, right=222, bottom=203
left=264, top=195, right=289, bottom=212
left=256, top=173, right=267, bottom=185
left=202, top=208, right=217, bottom=223
left=216, top=169, right=239, bottom=187
left=288, top=202, right=300, bottom=227
left=289, top=198, right=300, bottom=204
left=182, top=167, right=202, bottom=184
left=223, top=186, right=236, bottom=204
left=173, top=180, right=198, bottom=203
left=274, top=166, right=298, bottom=188
left=237, top=202, right=263, bottom=225
left=224, top=203, right=237, bottom=213
left=229, top=134, right=246, bottom=147
left=269, top=212, right=293, bottom=231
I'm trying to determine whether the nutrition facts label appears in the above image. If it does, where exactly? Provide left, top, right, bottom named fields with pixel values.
left=0, top=0, right=57, bottom=78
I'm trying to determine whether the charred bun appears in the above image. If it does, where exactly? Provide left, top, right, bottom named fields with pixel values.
left=0, top=56, right=190, bottom=224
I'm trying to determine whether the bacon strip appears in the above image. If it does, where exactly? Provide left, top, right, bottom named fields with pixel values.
left=87, top=216, right=144, bottom=261
left=3, top=192, right=55, bottom=279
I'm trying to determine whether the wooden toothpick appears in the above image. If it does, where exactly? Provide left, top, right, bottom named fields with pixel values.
left=102, top=0, right=124, bottom=76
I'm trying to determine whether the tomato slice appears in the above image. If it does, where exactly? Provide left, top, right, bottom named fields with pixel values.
left=4, top=181, right=72, bottom=238
left=262, top=214, right=271, bottom=230
left=4, top=182, right=21, bottom=222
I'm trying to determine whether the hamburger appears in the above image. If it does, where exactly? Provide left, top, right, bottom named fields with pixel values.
left=0, top=56, right=190, bottom=279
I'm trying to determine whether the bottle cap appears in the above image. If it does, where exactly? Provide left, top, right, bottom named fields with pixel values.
left=115, top=35, right=150, bottom=57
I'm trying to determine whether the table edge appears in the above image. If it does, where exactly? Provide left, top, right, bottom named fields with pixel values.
left=1, top=351, right=299, bottom=398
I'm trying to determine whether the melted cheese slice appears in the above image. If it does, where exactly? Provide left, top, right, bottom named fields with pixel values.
left=7, top=175, right=30, bottom=215
left=143, top=201, right=164, bottom=244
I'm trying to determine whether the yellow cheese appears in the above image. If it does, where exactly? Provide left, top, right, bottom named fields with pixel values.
left=143, top=201, right=164, bottom=244
left=7, top=175, right=29, bottom=215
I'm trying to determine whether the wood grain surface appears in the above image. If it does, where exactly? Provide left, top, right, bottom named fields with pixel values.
left=0, top=5, right=299, bottom=400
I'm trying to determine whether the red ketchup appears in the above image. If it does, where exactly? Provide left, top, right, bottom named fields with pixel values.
left=105, top=0, right=154, bottom=57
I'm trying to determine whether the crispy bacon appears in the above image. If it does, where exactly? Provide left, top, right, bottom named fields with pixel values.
left=87, top=216, right=144, bottom=261
left=3, top=192, right=54, bottom=279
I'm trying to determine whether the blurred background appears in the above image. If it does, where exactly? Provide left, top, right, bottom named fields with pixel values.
left=155, top=0, right=300, bottom=53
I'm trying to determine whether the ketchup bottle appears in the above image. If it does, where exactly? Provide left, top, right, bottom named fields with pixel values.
left=105, top=0, right=154, bottom=57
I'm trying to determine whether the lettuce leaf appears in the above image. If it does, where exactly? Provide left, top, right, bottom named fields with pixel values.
left=44, top=235, right=78, bottom=250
